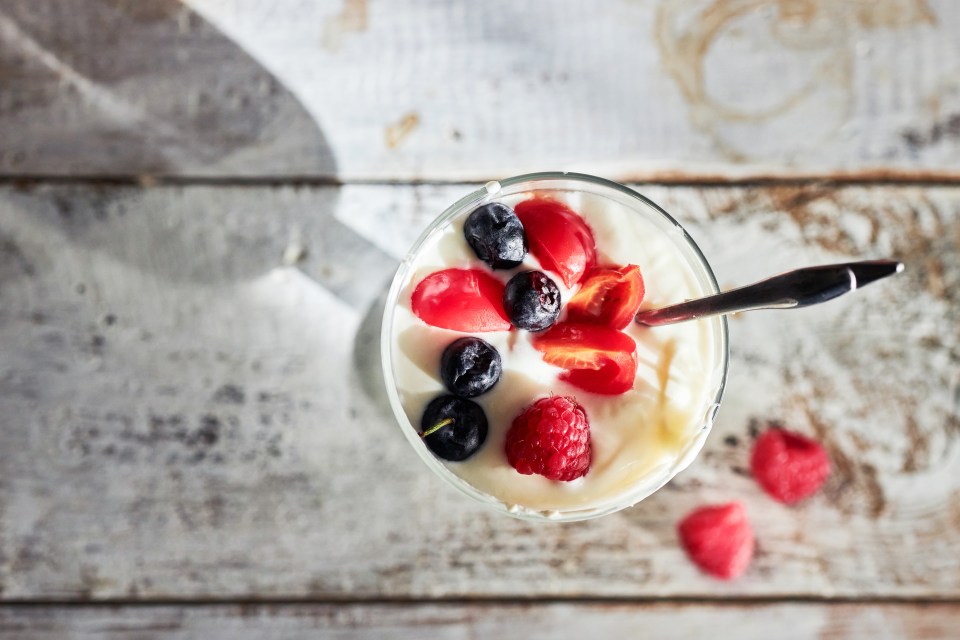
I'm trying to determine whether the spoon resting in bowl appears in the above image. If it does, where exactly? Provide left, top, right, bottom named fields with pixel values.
left=634, top=260, right=904, bottom=327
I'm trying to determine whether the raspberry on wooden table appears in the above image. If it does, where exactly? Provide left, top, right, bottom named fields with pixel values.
left=678, top=502, right=754, bottom=580
left=750, top=428, right=831, bottom=504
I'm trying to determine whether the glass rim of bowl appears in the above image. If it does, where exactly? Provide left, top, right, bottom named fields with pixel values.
left=380, top=171, right=730, bottom=522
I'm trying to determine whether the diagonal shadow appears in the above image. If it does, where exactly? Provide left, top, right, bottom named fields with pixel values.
left=0, top=0, right=396, bottom=308
left=0, top=0, right=335, bottom=176
left=0, top=0, right=398, bottom=412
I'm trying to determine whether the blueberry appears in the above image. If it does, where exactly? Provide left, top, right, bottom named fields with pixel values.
left=440, top=337, right=502, bottom=398
left=503, top=270, right=561, bottom=331
left=463, top=202, right=527, bottom=269
left=420, top=394, right=488, bottom=461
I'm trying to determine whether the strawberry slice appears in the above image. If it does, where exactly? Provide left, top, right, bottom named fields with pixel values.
left=560, top=351, right=637, bottom=395
left=678, top=502, right=754, bottom=580
left=532, top=322, right=635, bottom=369
left=567, top=264, right=645, bottom=329
left=514, top=197, right=597, bottom=287
left=411, top=268, right=511, bottom=332
left=532, top=322, right=637, bottom=395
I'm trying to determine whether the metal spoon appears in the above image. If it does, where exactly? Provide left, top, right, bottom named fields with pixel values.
left=634, top=260, right=904, bottom=327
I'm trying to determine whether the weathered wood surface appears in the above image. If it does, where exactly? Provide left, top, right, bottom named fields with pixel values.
left=1, top=182, right=957, bottom=600
left=2, top=0, right=960, bottom=180
left=2, top=602, right=959, bottom=639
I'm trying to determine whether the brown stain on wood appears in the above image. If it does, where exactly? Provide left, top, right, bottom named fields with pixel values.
left=322, top=0, right=369, bottom=52
left=385, top=112, right=420, bottom=149
left=950, top=492, right=960, bottom=533
left=711, top=183, right=960, bottom=519
left=902, top=415, right=931, bottom=473
left=654, top=0, right=936, bottom=161
left=850, top=0, right=937, bottom=28
left=799, top=401, right=888, bottom=518
left=902, top=111, right=960, bottom=151
left=901, top=78, right=960, bottom=151
left=711, top=183, right=860, bottom=252
left=925, top=256, right=947, bottom=299
left=714, top=184, right=960, bottom=302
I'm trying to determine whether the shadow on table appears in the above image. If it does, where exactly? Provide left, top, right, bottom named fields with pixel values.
left=0, top=0, right=400, bottom=416
left=0, top=0, right=336, bottom=175
left=352, top=281, right=395, bottom=422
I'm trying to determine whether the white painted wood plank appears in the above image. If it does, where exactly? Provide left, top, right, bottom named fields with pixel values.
left=0, top=183, right=958, bottom=600
left=1, top=603, right=958, bottom=639
left=2, top=0, right=959, bottom=179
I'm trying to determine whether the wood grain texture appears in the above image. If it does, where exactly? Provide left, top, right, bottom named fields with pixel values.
left=1, top=602, right=959, bottom=639
left=1, top=0, right=960, bottom=180
left=0, top=183, right=958, bottom=601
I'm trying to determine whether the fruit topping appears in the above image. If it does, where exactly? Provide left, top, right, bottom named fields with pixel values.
left=505, top=396, right=591, bottom=481
left=463, top=202, right=528, bottom=269
left=750, top=428, right=831, bottom=504
left=502, top=270, right=562, bottom=331
left=514, top=197, right=597, bottom=287
left=678, top=502, right=754, bottom=580
left=440, top=337, right=503, bottom=398
left=411, top=268, right=511, bottom=332
left=420, top=394, right=489, bottom=461
left=559, top=353, right=637, bottom=396
left=531, top=322, right=638, bottom=395
left=567, top=264, right=645, bottom=329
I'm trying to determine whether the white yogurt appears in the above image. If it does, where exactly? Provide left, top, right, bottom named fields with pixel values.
left=389, top=187, right=724, bottom=516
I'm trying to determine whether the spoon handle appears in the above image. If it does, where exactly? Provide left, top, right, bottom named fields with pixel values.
left=634, top=260, right=904, bottom=327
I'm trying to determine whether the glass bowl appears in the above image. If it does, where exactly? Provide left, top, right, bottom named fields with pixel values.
left=381, top=172, right=729, bottom=522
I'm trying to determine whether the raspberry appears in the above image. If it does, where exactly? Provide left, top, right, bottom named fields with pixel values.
left=505, top=396, right=591, bottom=481
left=678, top=502, right=754, bottom=580
left=750, top=428, right=831, bottom=504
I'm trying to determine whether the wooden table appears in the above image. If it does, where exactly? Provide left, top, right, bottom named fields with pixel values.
left=1, top=1, right=959, bottom=637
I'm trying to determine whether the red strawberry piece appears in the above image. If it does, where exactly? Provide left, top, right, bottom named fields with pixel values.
left=514, top=197, right=597, bottom=287
left=531, top=322, right=635, bottom=369
left=411, top=268, right=511, bottom=332
left=750, top=428, right=831, bottom=504
left=566, top=264, right=646, bottom=329
left=559, top=352, right=636, bottom=395
left=678, top=502, right=754, bottom=580
left=505, top=396, right=591, bottom=481
left=531, top=322, right=638, bottom=395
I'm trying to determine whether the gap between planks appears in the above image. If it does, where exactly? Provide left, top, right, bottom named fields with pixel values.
left=0, top=175, right=958, bottom=189
left=2, top=596, right=959, bottom=608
